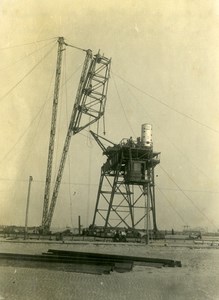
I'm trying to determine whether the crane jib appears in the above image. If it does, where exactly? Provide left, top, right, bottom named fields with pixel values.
left=41, top=38, right=111, bottom=232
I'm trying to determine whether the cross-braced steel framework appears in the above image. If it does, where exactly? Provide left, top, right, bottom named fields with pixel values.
left=91, top=133, right=160, bottom=232
left=41, top=38, right=111, bottom=232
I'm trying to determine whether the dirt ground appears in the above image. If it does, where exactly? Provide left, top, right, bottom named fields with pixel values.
left=0, top=240, right=219, bottom=300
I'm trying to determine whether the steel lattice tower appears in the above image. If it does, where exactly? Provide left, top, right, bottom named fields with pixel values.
left=91, top=125, right=160, bottom=233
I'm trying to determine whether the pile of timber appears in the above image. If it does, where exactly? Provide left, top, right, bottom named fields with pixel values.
left=0, top=249, right=181, bottom=275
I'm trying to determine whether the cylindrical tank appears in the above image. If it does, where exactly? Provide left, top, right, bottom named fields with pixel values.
left=141, top=123, right=152, bottom=147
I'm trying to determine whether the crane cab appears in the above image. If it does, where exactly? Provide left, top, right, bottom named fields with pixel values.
left=124, top=160, right=149, bottom=184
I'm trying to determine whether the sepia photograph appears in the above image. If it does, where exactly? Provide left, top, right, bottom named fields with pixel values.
left=0, top=0, right=219, bottom=299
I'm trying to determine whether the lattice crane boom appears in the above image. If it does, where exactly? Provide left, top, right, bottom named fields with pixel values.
left=43, top=49, right=111, bottom=231
left=42, top=37, right=65, bottom=227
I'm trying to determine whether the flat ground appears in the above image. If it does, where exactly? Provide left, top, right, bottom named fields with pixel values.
left=0, top=239, right=219, bottom=300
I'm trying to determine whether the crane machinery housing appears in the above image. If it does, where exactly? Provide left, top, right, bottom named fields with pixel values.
left=41, top=37, right=111, bottom=233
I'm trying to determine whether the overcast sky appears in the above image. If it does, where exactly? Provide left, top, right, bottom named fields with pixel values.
left=0, top=0, right=219, bottom=232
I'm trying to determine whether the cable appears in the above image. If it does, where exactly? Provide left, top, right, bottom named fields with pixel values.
left=7, top=66, right=56, bottom=208
left=110, top=69, right=218, bottom=229
left=0, top=56, right=82, bottom=168
left=0, top=42, right=81, bottom=165
left=59, top=63, right=83, bottom=91
left=0, top=177, right=101, bottom=189
left=111, top=71, right=136, bottom=137
left=0, top=37, right=56, bottom=51
left=112, top=70, right=218, bottom=225
left=159, top=164, right=217, bottom=229
left=113, top=71, right=219, bottom=134
left=0, top=85, right=53, bottom=166
left=0, top=42, right=56, bottom=104
left=64, top=41, right=87, bottom=52
left=158, top=187, right=219, bottom=194
left=124, top=80, right=213, bottom=184
left=0, top=40, right=55, bottom=72
left=156, top=185, right=187, bottom=225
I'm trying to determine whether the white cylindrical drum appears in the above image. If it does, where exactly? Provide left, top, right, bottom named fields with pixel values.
left=141, top=123, right=152, bottom=147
